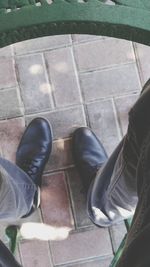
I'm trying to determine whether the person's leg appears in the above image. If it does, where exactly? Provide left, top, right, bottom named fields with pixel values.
left=0, top=117, right=52, bottom=221
left=87, top=131, right=138, bottom=226
left=116, top=129, right=150, bottom=267
left=0, top=157, right=37, bottom=221
left=73, top=127, right=138, bottom=227
left=0, top=118, right=52, bottom=266
left=73, top=79, right=150, bottom=227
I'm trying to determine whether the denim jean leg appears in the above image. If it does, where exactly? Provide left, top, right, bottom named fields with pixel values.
left=0, top=157, right=37, bottom=221
left=87, top=79, right=150, bottom=227
left=87, top=131, right=138, bottom=227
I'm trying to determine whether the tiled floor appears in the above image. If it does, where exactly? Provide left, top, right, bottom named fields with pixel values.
left=0, top=34, right=149, bottom=266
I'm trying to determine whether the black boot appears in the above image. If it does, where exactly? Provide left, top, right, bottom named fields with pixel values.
left=16, top=117, right=52, bottom=188
left=72, top=127, right=108, bottom=193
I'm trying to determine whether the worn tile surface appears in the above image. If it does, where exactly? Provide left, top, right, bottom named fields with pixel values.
left=45, top=47, right=82, bottom=107
left=0, top=33, right=146, bottom=266
left=87, top=99, right=121, bottom=155
left=67, top=168, right=93, bottom=228
left=109, top=222, right=127, bottom=253
left=41, top=172, right=74, bottom=229
left=19, top=240, right=52, bottom=267
left=74, top=39, right=135, bottom=72
left=50, top=228, right=112, bottom=265
left=26, top=105, right=86, bottom=139
left=16, top=54, right=53, bottom=114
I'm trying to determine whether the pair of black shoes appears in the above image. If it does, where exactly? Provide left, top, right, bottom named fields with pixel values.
left=16, top=118, right=107, bottom=216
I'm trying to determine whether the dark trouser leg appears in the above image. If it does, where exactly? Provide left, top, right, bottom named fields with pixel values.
left=88, top=79, right=150, bottom=227
left=117, top=129, right=150, bottom=267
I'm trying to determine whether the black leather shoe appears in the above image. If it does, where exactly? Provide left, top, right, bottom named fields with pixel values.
left=16, top=118, right=52, bottom=187
left=72, top=127, right=108, bottom=193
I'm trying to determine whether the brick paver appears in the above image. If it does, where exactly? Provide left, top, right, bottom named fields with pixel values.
left=41, top=172, right=74, bottom=229
left=109, top=222, right=127, bottom=254
left=67, top=168, right=93, bottom=228
left=0, top=34, right=149, bottom=266
left=68, top=257, right=113, bottom=267
left=16, top=54, right=53, bottom=114
left=0, top=57, right=17, bottom=89
left=114, top=94, right=139, bottom=136
left=45, top=47, right=82, bottom=107
left=87, top=99, right=121, bottom=155
left=74, top=39, right=135, bottom=72
left=14, top=35, right=71, bottom=55
left=80, top=63, right=141, bottom=102
left=50, top=228, right=112, bottom=265
left=0, top=117, right=25, bottom=162
left=0, top=87, right=23, bottom=119
left=134, top=43, right=150, bottom=86
left=26, top=105, right=86, bottom=139
left=19, top=240, right=53, bottom=267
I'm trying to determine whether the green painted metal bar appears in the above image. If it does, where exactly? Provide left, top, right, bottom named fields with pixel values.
left=110, top=217, right=133, bottom=267
left=0, top=1, right=149, bottom=48
left=110, top=234, right=127, bottom=267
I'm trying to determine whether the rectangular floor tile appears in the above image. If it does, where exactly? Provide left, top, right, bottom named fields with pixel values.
left=0, top=87, right=23, bottom=119
left=0, top=58, right=17, bottom=89
left=16, top=54, right=53, bottom=114
left=67, top=168, right=93, bottom=228
left=45, top=138, right=74, bottom=172
left=72, top=34, right=103, bottom=43
left=80, top=63, right=141, bottom=102
left=0, top=117, right=25, bottom=162
left=74, top=38, right=135, bottom=72
left=66, top=256, right=113, bottom=267
left=19, top=240, right=53, bottom=267
left=26, top=105, right=86, bottom=139
left=14, top=35, right=71, bottom=55
left=114, top=94, right=139, bottom=136
left=0, top=45, right=13, bottom=57
left=87, top=99, right=120, bottom=155
left=41, top=172, right=74, bottom=229
left=134, top=43, right=150, bottom=86
left=45, top=47, right=82, bottom=107
left=50, top=228, right=112, bottom=265
left=109, top=222, right=127, bottom=253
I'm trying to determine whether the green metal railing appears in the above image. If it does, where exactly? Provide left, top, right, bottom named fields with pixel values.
left=0, top=1, right=150, bottom=48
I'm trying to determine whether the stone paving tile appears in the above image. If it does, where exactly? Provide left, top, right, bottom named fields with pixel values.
left=16, top=54, right=53, bottom=114
left=67, top=168, right=93, bottom=228
left=45, top=138, right=74, bottom=172
left=87, top=99, right=120, bottom=155
left=0, top=117, right=25, bottom=162
left=41, top=172, right=74, bottom=229
left=80, top=63, right=141, bottom=102
left=74, top=38, right=135, bottom=72
left=65, top=256, right=113, bottom=267
left=26, top=105, right=86, bottom=139
left=0, top=45, right=13, bottom=57
left=0, top=87, right=23, bottom=120
left=0, top=58, right=17, bottom=89
left=19, top=240, right=53, bottom=267
left=50, top=228, right=112, bottom=265
left=109, top=222, right=127, bottom=253
left=114, top=94, right=139, bottom=136
left=72, top=34, right=104, bottom=43
left=134, top=43, right=150, bottom=86
left=14, top=35, right=71, bottom=55
left=45, top=47, right=82, bottom=107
